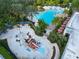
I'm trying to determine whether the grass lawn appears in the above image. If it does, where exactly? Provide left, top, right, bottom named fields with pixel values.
left=0, top=46, right=14, bottom=59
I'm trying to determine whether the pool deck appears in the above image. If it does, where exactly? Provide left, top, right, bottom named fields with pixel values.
left=0, top=24, right=53, bottom=59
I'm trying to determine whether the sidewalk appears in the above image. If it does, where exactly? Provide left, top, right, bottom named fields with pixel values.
left=52, top=43, right=60, bottom=59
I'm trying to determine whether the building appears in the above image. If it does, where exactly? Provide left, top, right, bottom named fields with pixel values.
left=62, top=12, right=79, bottom=59
left=63, top=12, right=79, bottom=35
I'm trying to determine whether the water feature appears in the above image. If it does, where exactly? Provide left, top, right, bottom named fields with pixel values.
left=35, top=9, right=64, bottom=25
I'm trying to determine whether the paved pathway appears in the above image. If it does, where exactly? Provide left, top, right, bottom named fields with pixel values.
left=52, top=43, right=60, bottom=59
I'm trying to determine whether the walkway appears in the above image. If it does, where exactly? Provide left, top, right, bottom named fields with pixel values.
left=52, top=43, right=60, bottom=59
left=44, top=24, right=56, bottom=37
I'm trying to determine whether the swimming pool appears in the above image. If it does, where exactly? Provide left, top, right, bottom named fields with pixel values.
left=35, top=9, right=64, bottom=25
left=37, top=47, right=45, bottom=55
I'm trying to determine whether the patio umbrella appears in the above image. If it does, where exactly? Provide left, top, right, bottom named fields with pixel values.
left=58, top=29, right=63, bottom=33
left=63, top=21, right=68, bottom=25
left=61, top=24, right=66, bottom=27
left=60, top=27, right=64, bottom=30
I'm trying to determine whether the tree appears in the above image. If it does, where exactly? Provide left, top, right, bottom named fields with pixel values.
left=0, top=0, right=35, bottom=33
left=63, top=0, right=69, bottom=5
left=36, top=0, right=42, bottom=5
left=52, top=17, right=59, bottom=25
left=35, top=20, right=48, bottom=36
left=72, top=0, right=79, bottom=11
left=48, top=31, right=68, bottom=58
left=0, top=19, right=6, bottom=32
left=45, top=0, right=60, bottom=6
left=0, top=0, right=12, bottom=16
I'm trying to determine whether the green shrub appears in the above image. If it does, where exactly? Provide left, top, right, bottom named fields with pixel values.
left=34, top=20, right=48, bottom=36
left=48, top=31, right=68, bottom=58
left=0, top=39, right=15, bottom=59
left=0, top=46, right=14, bottom=59
left=52, top=17, right=59, bottom=25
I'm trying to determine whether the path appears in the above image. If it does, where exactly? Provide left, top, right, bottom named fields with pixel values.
left=52, top=43, right=60, bottom=59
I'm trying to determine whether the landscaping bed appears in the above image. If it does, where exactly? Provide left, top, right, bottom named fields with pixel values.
left=0, top=46, right=14, bottom=59
left=0, top=39, right=17, bottom=59
left=48, top=31, right=68, bottom=59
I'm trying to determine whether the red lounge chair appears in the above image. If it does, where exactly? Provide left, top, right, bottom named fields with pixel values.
left=28, top=42, right=38, bottom=49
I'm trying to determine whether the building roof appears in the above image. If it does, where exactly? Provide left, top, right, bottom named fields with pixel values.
left=64, top=12, right=79, bottom=35
left=62, top=12, right=79, bottom=59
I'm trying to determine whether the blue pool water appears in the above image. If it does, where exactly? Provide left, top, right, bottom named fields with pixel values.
left=35, top=9, right=64, bottom=25
left=37, top=47, right=45, bottom=54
